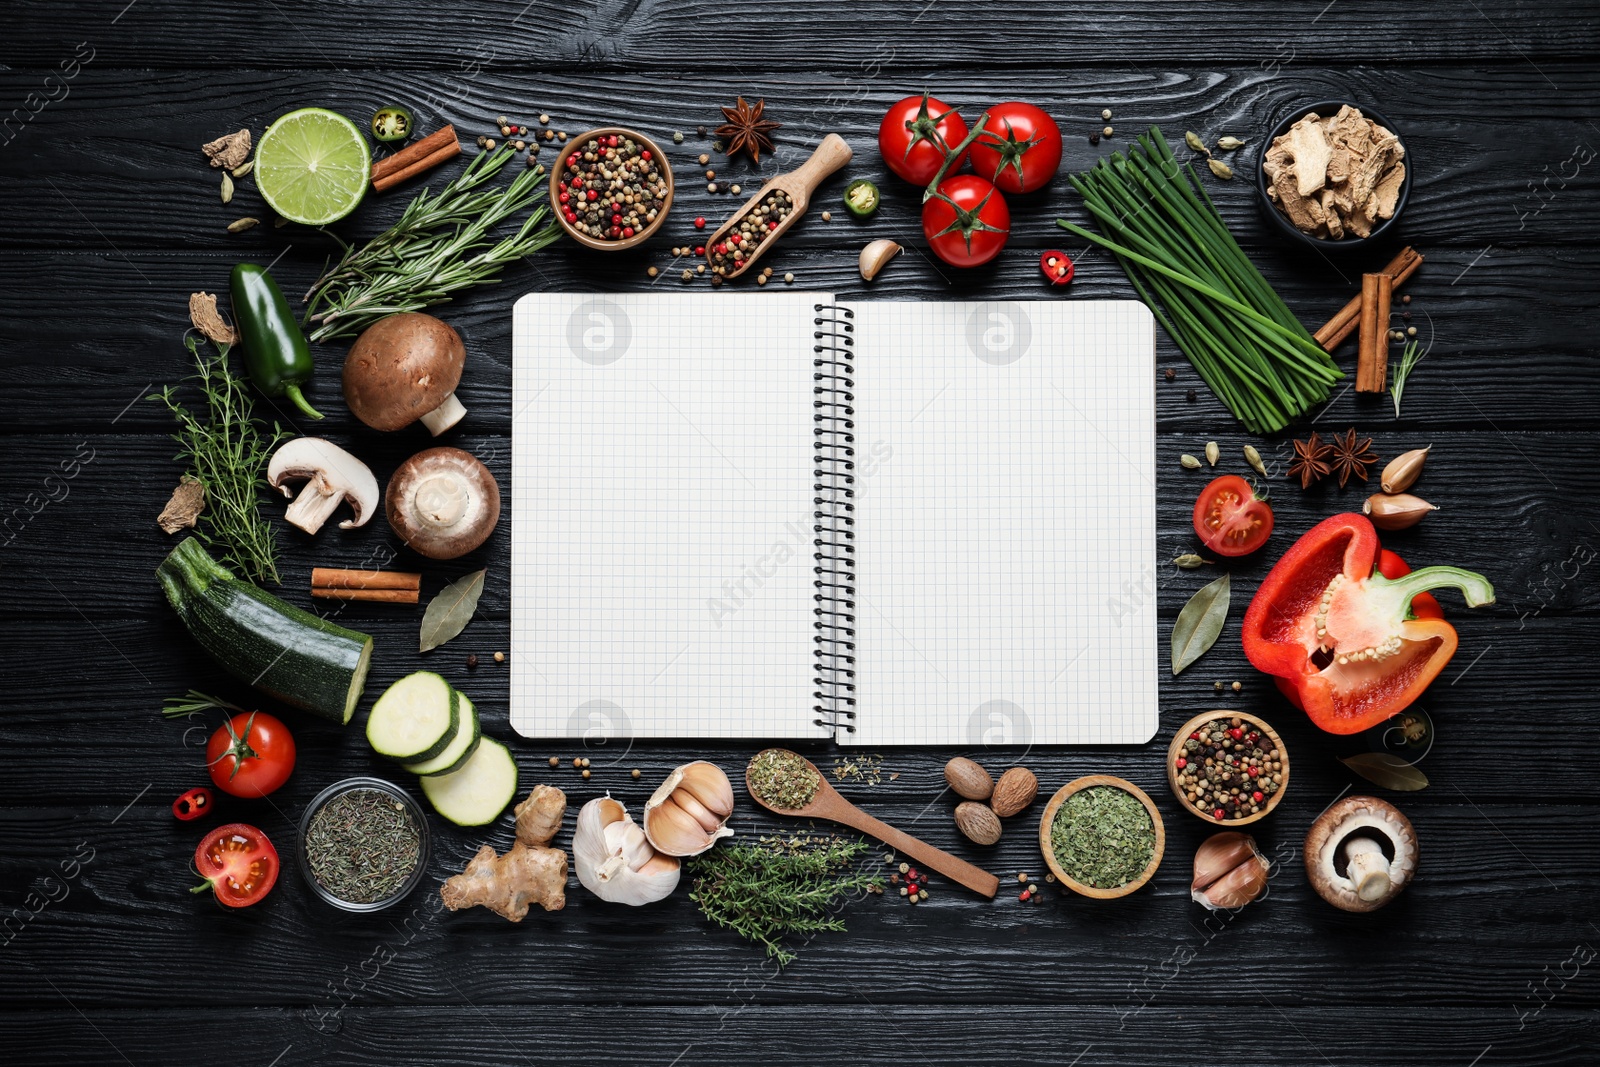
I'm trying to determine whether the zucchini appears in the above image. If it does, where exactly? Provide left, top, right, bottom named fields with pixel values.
left=404, top=693, right=482, bottom=777
left=366, top=672, right=459, bottom=762
left=420, top=738, right=518, bottom=827
left=157, top=538, right=372, bottom=724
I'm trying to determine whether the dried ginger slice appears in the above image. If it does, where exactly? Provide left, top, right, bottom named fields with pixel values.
left=202, top=129, right=251, bottom=169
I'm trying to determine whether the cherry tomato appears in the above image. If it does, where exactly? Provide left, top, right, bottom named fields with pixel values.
left=172, top=787, right=213, bottom=821
left=1376, top=548, right=1445, bottom=620
left=878, top=94, right=969, bottom=185
left=968, top=102, right=1063, bottom=194
left=922, top=174, right=1010, bottom=268
left=1192, top=475, right=1274, bottom=557
left=206, top=711, right=295, bottom=799
left=192, top=823, right=278, bottom=908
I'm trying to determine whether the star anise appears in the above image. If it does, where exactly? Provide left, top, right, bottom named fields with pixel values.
left=716, top=96, right=781, bottom=163
left=1328, top=427, right=1379, bottom=488
left=1288, top=431, right=1333, bottom=489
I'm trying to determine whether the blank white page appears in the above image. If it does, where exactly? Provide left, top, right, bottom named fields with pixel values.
left=510, top=293, right=825, bottom=740
left=849, top=301, right=1158, bottom=746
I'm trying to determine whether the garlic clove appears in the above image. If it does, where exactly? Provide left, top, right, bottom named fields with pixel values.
left=672, top=788, right=726, bottom=834
left=675, top=761, right=735, bottom=817
left=644, top=794, right=732, bottom=857
left=1191, top=830, right=1271, bottom=912
left=1364, top=491, right=1438, bottom=530
left=859, top=239, right=902, bottom=281
left=574, top=796, right=680, bottom=905
left=1380, top=446, right=1430, bottom=495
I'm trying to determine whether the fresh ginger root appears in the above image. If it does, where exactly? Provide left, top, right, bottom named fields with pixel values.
left=440, top=785, right=569, bottom=920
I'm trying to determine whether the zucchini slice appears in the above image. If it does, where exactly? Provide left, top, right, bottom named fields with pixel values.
left=366, top=672, right=459, bottom=762
left=420, top=738, right=518, bottom=827
left=404, top=693, right=482, bottom=777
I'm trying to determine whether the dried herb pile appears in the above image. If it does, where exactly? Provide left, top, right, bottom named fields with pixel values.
left=1058, top=127, right=1342, bottom=433
left=150, top=337, right=288, bottom=583
left=305, top=788, right=422, bottom=904
left=688, top=835, right=882, bottom=965
left=1050, top=786, right=1156, bottom=889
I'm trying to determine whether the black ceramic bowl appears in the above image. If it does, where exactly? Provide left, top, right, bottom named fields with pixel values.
left=1254, top=99, right=1411, bottom=254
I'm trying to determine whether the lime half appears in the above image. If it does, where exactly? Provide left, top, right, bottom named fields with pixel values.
left=255, top=107, right=371, bottom=226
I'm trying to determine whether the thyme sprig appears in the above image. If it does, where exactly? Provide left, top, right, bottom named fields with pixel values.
left=150, top=337, right=288, bottom=584
left=688, top=834, right=883, bottom=965
left=303, top=146, right=560, bottom=342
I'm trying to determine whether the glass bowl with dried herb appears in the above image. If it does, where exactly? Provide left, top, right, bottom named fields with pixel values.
left=1038, top=776, right=1165, bottom=899
left=299, top=777, right=430, bottom=912
left=1166, top=710, right=1289, bottom=826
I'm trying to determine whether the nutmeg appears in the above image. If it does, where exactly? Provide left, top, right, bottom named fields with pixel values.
left=953, top=801, right=1002, bottom=845
left=990, top=767, right=1038, bottom=818
left=943, top=757, right=994, bottom=801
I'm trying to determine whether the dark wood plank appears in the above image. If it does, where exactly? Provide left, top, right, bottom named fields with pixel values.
left=6, top=1, right=1600, bottom=68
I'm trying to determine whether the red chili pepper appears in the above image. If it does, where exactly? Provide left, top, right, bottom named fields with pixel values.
left=172, top=787, right=213, bottom=821
left=1039, top=249, right=1075, bottom=286
left=1242, top=513, right=1494, bottom=735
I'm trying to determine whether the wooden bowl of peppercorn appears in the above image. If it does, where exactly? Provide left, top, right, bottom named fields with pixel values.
left=549, top=127, right=674, bottom=251
left=1167, top=710, right=1290, bottom=827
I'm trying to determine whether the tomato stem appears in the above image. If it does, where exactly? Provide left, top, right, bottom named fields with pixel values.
left=923, top=111, right=991, bottom=204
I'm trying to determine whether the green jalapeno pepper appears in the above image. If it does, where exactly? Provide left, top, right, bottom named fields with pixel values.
left=229, top=263, right=323, bottom=420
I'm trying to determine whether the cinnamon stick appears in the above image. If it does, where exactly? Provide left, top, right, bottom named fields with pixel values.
left=1356, top=273, right=1393, bottom=393
left=371, top=125, right=461, bottom=193
left=1314, top=246, right=1422, bottom=351
left=311, top=587, right=421, bottom=604
left=311, top=568, right=421, bottom=603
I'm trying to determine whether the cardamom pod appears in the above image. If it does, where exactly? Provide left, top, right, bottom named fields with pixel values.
left=273, top=216, right=288, bottom=228
left=1184, top=131, right=1211, bottom=156
left=1243, top=444, right=1267, bottom=477
left=226, top=216, right=260, bottom=233
left=1173, top=554, right=1212, bottom=569
left=1380, top=446, right=1430, bottom=495
left=1217, top=136, right=1246, bottom=151
left=220, top=172, right=234, bottom=204
left=1208, top=159, right=1234, bottom=180
left=231, top=159, right=254, bottom=178
left=1364, top=492, right=1438, bottom=530
left=1205, top=441, right=1220, bottom=466
left=1180, top=454, right=1202, bottom=470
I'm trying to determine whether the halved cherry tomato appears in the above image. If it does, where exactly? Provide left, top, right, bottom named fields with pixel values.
left=968, top=102, right=1063, bottom=194
left=172, top=787, right=213, bottom=821
left=922, top=174, right=1010, bottom=267
left=1193, top=475, right=1274, bottom=556
left=207, top=711, right=295, bottom=799
left=1377, top=548, right=1446, bottom=620
left=192, top=823, right=278, bottom=908
left=878, top=94, right=969, bottom=185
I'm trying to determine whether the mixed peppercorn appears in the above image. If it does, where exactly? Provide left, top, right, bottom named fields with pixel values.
left=558, top=134, right=669, bottom=241
left=708, top=189, right=794, bottom=277
left=1174, top=716, right=1285, bottom=821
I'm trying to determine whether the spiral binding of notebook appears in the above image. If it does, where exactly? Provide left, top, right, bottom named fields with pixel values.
left=811, top=304, right=857, bottom=737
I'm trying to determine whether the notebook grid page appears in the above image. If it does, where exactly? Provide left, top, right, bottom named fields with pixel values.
left=509, top=292, right=826, bottom=740
left=848, top=301, right=1158, bottom=746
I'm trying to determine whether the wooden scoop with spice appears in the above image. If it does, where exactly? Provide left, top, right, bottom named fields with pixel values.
left=705, top=134, right=852, bottom=282
left=746, top=748, right=1000, bottom=898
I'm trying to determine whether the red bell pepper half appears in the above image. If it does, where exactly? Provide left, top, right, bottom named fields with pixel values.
left=1242, top=513, right=1494, bottom=734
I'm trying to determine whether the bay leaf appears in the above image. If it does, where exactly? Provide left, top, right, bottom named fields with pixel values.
left=1171, top=573, right=1230, bottom=675
left=419, top=568, right=487, bottom=653
left=1339, top=752, right=1430, bottom=791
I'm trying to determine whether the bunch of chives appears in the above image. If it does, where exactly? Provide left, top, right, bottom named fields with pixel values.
left=1057, top=126, right=1342, bottom=433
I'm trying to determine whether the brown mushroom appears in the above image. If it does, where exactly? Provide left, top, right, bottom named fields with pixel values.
left=1304, top=795, right=1418, bottom=913
left=386, top=447, right=500, bottom=559
left=343, top=313, right=468, bottom=435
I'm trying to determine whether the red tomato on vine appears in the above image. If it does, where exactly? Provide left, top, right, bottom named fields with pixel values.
left=878, top=94, right=969, bottom=185
left=968, top=102, right=1063, bottom=194
left=922, top=174, right=1011, bottom=267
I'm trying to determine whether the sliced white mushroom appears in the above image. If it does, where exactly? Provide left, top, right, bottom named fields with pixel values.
left=266, top=438, right=379, bottom=535
left=1304, top=795, right=1418, bottom=913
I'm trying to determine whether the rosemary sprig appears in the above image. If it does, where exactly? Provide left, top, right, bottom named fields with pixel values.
left=688, top=834, right=883, bottom=965
left=1391, top=338, right=1424, bottom=418
left=161, top=689, right=247, bottom=719
left=303, top=146, right=560, bottom=342
left=150, top=338, right=289, bottom=584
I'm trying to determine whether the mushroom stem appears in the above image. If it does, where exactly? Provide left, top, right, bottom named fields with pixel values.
left=411, top=474, right=470, bottom=528
left=418, top=393, right=467, bottom=436
left=1343, top=838, right=1392, bottom=902
left=283, top=475, right=348, bottom=535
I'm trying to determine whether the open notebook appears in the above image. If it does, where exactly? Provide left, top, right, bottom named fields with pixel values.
left=510, top=293, right=1156, bottom=745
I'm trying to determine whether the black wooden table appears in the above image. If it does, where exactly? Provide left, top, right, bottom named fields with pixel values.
left=3, top=4, right=1597, bottom=1064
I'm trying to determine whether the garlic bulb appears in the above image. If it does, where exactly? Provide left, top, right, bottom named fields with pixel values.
left=643, top=761, right=735, bottom=857
left=573, top=797, right=680, bottom=906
